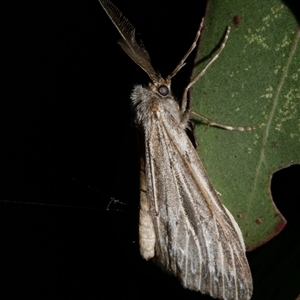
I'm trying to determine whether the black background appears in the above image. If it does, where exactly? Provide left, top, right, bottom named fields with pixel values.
left=1, top=0, right=299, bottom=299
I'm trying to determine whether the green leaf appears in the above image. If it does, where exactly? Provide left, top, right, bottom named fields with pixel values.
left=192, top=0, right=299, bottom=250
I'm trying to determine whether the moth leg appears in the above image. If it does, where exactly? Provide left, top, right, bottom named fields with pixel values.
left=180, top=108, right=192, bottom=128
left=215, top=189, right=222, bottom=196
left=181, top=26, right=231, bottom=113
left=167, top=19, right=204, bottom=81
left=139, top=164, right=156, bottom=260
left=192, top=110, right=259, bottom=131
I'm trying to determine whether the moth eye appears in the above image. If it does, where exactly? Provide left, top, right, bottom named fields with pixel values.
left=158, top=85, right=169, bottom=96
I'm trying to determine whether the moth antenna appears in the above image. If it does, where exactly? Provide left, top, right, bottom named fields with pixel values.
left=99, top=0, right=159, bottom=82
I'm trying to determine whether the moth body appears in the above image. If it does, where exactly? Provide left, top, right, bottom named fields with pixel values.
left=99, top=1, right=253, bottom=299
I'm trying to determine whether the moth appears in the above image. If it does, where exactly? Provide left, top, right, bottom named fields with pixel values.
left=99, top=1, right=253, bottom=299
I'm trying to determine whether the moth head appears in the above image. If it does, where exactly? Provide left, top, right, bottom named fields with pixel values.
left=149, top=77, right=172, bottom=97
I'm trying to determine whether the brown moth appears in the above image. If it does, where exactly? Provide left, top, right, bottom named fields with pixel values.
left=99, top=1, right=253, bottom=299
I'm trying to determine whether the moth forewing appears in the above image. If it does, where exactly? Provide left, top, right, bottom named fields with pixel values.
left=131, top=84, right=253, bottom=299
left=99, top=1, right=253, bottom=299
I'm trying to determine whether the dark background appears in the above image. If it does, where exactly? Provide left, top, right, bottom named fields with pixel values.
left=1, top=0, right=299, bottom=299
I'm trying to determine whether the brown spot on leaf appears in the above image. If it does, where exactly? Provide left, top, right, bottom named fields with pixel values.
left=233, top=15, right=242, bottom=26
left=255, top=218, right=262, bottom=225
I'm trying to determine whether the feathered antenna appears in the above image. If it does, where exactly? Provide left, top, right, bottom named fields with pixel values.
left=99, top=0, right=159, bottom=82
